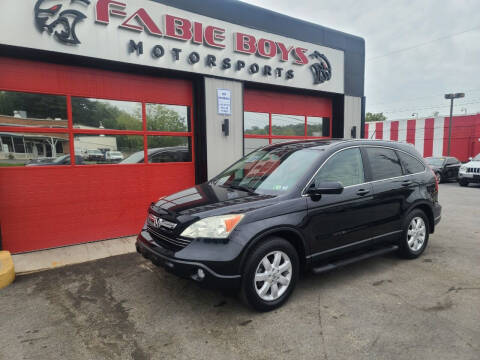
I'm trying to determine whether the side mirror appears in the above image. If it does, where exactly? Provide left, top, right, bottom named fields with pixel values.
left=307, top=182, right=344, bottom=196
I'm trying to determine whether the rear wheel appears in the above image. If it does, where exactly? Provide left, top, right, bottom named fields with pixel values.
left=398, top=209, right=429, bottom=259
left=459, top=179, right=469, bottom=187
left=241, top=237, right=299, bottom=311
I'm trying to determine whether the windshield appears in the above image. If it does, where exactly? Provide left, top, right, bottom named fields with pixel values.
left=121, top=150, right=144, bottom=164
left=473, top=154, right=480, bottom=161
left=425, top=157, right=445, bottom=167
left=211, top=146, right=321, bottom=194
left=51, top=155, right=68, bottom=164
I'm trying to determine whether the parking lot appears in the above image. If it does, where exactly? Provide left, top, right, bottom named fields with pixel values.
left=0, top=182, right=479, bottom=360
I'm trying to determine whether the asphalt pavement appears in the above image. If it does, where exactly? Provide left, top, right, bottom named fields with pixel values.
left=0, top=182, right=479, bottom=360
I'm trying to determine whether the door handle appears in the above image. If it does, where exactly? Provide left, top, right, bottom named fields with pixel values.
left=402, top=180, right=413, bottom=186
left=356, top=188, right=370, bottom=196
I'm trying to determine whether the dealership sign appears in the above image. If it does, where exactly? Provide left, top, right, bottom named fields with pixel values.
left=1, top=0, right=344, bottom=93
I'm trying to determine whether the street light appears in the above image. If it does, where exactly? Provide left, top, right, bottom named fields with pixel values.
left=444, top=92, right=465, bottom=155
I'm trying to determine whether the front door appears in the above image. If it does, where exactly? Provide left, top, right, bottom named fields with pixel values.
left=305, top=147, right=376, bottom=257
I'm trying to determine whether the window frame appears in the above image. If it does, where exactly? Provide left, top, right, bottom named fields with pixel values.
left=396, top=150, right=426, bottom=175
left=244, top=111, right=332, bottom=147
left=0, top=90, right=194, bottom=167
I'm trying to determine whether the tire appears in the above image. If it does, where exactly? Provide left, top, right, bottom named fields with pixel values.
left=459, top=179, right=469, bottom=187
left=397, top=209, right=429, bottom=259
left=435, top=172, right=442, bottom=184
left=241, top=237, right=299, bottom=312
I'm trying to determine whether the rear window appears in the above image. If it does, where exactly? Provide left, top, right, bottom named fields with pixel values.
left=365, top=147, right=403, bottom=181
left=397, top=151, right=425, bottom=174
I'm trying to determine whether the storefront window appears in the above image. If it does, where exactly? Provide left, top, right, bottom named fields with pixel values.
left=307, top=117, right=329, bottom=137
left=271, top=114, right=305, bottom=136
left=244, top=112, right=269, bottom=135
left=146, top=104, right=190, bottom=132
left=72, top=97, right=142, bottom=131
left=73, top=134, right=143, bottom=164
left=0, top=131, right=69, bottom=166
left=244, top=138, right=269, bottom=154
left=146, top=136, right=192, bottom=163
left=0, top=90, right=68, bottom=128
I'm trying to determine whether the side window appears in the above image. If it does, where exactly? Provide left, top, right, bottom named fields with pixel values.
left=365, top=147, right=403, bottom=180
left=314, top=148, right=365, bottom=187
left=446, top=158, right=459, bottom=165
left=397, top=151, right=425, bottom=174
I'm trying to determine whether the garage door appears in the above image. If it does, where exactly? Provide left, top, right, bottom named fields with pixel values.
left=244, top=88, right=332, bottom=154
left=0, top=57, right=195, bottom=253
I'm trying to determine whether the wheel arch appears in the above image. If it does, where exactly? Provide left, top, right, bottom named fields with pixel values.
left=406, top=201, right=435, bottom=234
left=239, top=227, right=309, bottom=273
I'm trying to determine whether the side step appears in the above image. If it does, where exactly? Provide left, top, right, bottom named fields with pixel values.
left=311, top=245, right=399, bottom=275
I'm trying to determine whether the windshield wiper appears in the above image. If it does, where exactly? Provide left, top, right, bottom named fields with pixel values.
left=224, top=184, right=256, bottom=194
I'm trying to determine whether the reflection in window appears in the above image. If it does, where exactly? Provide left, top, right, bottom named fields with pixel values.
left=74, top=134, right=143, bottom=164
left=146, top=104, right=190, bottom=132
left=314, top=148, right=365, bottom=187
left=244, top=138, right=269, bottom=155
left=0, top=90, right=67, bottom=128
left=146, top=136, right=192, bottom=163
left=244, top=112, right=269, bottom=135
left=271, top=114, right=305, bottom=136
left=72, top=97, right=142, bottom=131
left=0, top=131, right=69, bottom=166
left=307, top=117, right=329, bottom=137
left=366, top=147, right=403, bottom=180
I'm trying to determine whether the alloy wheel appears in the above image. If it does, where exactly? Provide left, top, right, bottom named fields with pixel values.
left=254, top=250, right=292, bottom=301
left=407, top=217, right=426, bottom=251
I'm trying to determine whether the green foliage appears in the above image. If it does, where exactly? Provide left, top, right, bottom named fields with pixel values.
left=0, top=91, right=67, bottom=119
left=365, top=112, right=387, bottom=123
left=146, top=104, right=189, bottom=132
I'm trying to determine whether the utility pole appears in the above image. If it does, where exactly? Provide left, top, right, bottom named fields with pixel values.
left=444, top=93, right=465, bottom=156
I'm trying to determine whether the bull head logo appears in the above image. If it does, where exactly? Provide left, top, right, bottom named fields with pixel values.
left=34, top=0, right=91, bottom=45
left=310, top=51, right=332, bottom=85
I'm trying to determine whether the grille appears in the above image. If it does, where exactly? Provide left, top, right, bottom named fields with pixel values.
left=467, top=167, right=480, bottom=173
left=147, top=225, right=191, bottom=252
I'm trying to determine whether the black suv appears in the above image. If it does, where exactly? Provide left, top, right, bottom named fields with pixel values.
left=136, top=139, right=442, bottom=311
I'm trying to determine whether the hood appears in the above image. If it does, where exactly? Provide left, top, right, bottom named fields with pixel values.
left=149, top=183, right=279, bottom=223
left=464, top=160, right=480, bottom=168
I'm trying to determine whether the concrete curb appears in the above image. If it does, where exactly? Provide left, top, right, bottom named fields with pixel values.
left=12, top=236, right=137, bottom=275
left=0, top=251, right=15, bottom=289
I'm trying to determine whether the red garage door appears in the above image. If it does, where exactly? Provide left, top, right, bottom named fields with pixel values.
left=0, top=57, right=195, bottom=253
left=243, top=89, right=332, bottom=154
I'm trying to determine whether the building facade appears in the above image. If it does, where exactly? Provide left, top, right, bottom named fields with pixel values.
left=0, top=0, right=365, bottom=253
left=364, top=115, right=480, bottom=162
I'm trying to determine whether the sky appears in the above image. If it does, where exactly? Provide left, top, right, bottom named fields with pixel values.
left=241, top=0, right=480, bottom=120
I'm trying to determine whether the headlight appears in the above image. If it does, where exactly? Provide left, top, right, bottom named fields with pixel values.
left=460, top=165, right=467, bottom=172
left=181, top=214, right=244, bottom=239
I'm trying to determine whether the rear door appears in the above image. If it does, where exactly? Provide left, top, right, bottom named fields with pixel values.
left=363, top=147, right=408, bottom=237
left=305, top=147, right=375, bottom=256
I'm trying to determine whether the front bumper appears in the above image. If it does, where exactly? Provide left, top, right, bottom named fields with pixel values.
left=458, top=172, right=480, bottom=183
left=136, top=235, right=241, bottom=290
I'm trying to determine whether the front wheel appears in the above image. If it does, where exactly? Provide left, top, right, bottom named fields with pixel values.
left=398, top=209, right=429, bottom=259
left=241, top=237, right=299, bottom=312
left=459, top=179, right=469, bottom=187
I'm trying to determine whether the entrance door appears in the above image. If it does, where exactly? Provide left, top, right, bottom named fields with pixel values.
left=0, top=57, right=195, bottom=253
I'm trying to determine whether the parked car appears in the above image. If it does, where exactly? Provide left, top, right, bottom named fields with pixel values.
left=105, top=150, right=124, bottom=162
left=121, top=146, right=191, bottom=164
left=136, top=139, right=442, bottom=311
left=425, top=156, right=461, bottom=183
left=458, top=153, right=480, bottom=187
left=26, top=155, right=84, bottom=166
left=86, top=149, right=104, bottom=162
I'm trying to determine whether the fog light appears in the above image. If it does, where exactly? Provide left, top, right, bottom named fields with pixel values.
left=197, top=268, right=205, bottom=279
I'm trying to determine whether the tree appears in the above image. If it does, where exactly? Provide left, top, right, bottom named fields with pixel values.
left=365, top=112, right=386, bottom=122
